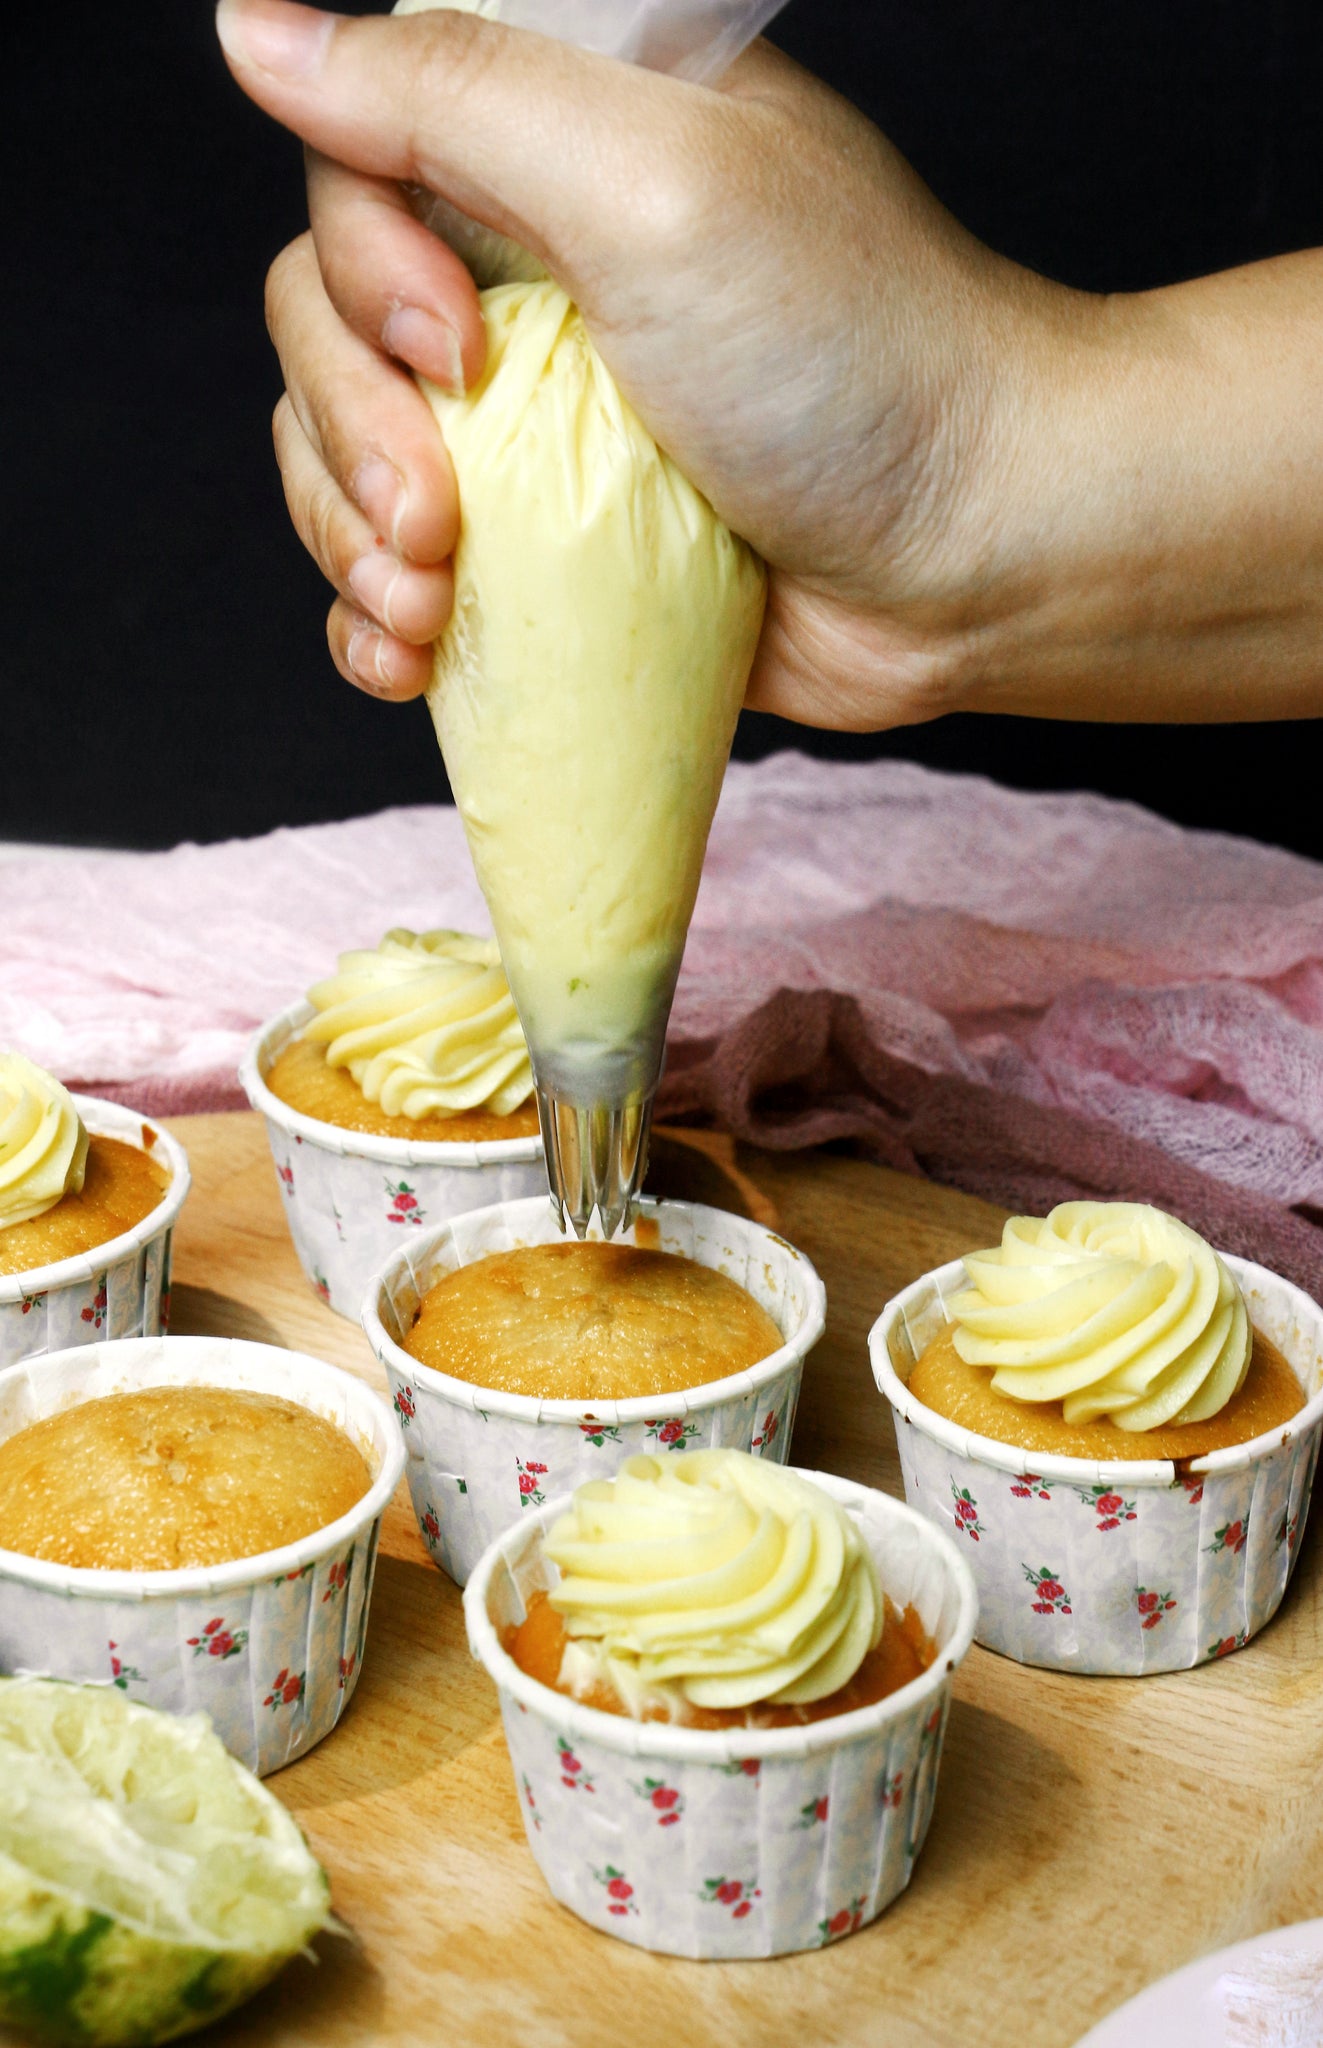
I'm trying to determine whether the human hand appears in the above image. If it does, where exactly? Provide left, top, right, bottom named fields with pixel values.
left=217, top=0, right=1047, bottom=725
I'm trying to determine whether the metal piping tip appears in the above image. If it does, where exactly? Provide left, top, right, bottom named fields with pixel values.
left=536, top=1085, right=654, bottom=1240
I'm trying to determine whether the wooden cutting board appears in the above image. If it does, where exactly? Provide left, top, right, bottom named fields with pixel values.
left=149, top=1113, right=1323, bottom=2048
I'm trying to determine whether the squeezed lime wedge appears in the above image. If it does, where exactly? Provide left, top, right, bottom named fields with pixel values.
left=0, top=1678, right=330, bottom=2046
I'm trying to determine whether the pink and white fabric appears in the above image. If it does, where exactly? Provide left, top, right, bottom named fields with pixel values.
left=4, top=753, right=1322, bottom=1289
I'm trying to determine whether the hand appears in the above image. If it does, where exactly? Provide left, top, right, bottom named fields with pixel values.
left=216, top=0, right=1042, bottom=724
left=219, top=0, right=1323, bottom=729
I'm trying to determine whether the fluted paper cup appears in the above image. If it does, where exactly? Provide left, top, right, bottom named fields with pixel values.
left=0, top=1098, right=190, bottom=1369
left=240, top=1002, right=546, bottom=1319
left=463, top=1469, right=977, bottom=1959
left=362, top=1194, right=826, bottom=1586
left=0, top=1335, right=404, bottom=1775
left=870, top=1253, right=1323, bottom=1675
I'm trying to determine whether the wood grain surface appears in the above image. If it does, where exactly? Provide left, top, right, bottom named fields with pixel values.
left=152, top=1114, right=1323, bottom=2048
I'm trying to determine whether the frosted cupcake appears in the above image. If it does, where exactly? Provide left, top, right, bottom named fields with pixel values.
left=0, top=1053, right=189, bottom=1366
left=464, top=1449, right=977, bottom=1957
left=240, top=930, right=544, bottom=1316
left=870, top=1202, right=1323, bottom=1674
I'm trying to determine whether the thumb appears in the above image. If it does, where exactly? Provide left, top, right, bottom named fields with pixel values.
left=214, top=0, right=705, bottom=289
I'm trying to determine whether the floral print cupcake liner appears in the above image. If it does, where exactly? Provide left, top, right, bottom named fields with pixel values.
left=240, top=1003, right=546, bottom=1320
left=0, top=1335, right=403, bottom=1774
left=362, top=1195, right=827, bottom=1586
left=464, top=1470, right=978, bottom=1959
left=0, top=1098, right=190, bottom=1370
left=870, top=1253, right=1323, bottom=1675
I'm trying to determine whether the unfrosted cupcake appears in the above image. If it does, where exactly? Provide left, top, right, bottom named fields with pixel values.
left=464, top=1450, right=977, bottom=1957
left=0, top=1053, right=189, bottom=1367
left=870, top=1202, right=1323, bottom=1674
left=240, top=930, right=544, bottom=1317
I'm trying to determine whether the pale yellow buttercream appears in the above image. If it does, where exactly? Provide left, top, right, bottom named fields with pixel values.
left=544, top=1451, right=881, bottom=1714
left=300, top=929, right=533, bottom=1120
left=949, top=1201, right=1252, bottom=1431
left=0, top=1053, right=88, bottom=1230
left=420, top=283, right=766, bottom=1099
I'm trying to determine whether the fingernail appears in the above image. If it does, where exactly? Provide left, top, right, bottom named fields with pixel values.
left=347, top=553, right=404, bottom=634
left=215, top=0, right=333, bottom=80
left=352, top=456, right=407, bottom=549
left=382, top=306, right=466, bottom=394
left=346, top=618, right=399, bottom=693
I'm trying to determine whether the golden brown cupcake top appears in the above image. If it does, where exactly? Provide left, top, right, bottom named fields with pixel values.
left=0, top=1134, right=169, bottom=1277
left=403, top=1241, right=783, bottom=1401
left=0, top=1386, right=372, bottom=1570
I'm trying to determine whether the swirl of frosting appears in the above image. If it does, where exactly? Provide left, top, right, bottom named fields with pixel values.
left=301, top=929, right=534, bottom=1120
left=949, top=1201, right=1251, bottom=1432
left=0, top=1053, right=89, bottom=1230
left=542, top=1450, right=882, bottom=1714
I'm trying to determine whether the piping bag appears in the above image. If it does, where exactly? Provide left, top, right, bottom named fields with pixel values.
left=395, top=0, right=783, bottom=1237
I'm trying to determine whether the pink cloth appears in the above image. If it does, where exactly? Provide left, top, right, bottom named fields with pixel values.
left=4, top=752, right=1323, bottom=1216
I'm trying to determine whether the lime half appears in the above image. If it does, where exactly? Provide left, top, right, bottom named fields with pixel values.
left=0, top=1678, right=330, bottom=2047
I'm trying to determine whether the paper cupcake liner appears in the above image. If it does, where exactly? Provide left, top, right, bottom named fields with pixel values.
left=463, top=1468, right=977, bottom=1959
left=240, top=1002, right=546, bottom=1319
left=0, top=1335, right=404, bottom=1775
left=362, top=1194, right=826, bottom=1586
left=0, top=1098, right=190, bottom=1370
left=869, top=1254, right=1323, bottom=1675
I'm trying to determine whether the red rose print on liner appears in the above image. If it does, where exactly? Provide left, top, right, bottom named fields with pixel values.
left=80, top=1279, right=108, bottom=1329
left=1072, top=1483, right=1137, bottom=1532
left=263, top=1668, right=307, bottom=1710
left=517, top=1459, right=549, bottom=1508
left=1207, top=1630, right=1249, bottom=1660
left=817, top=1897, right=867, bottom=1945
left=795, top=1795, right=829, bottom=1829
left=522, top=1774, right=542, bottom=1831
left=1134, top=1586, right=1178, bottom=1631
left=1275, top=1510, right=1300, bottom=1553
left=579, top=1420, right=621, bottom=1447
left=392, top=1385, right=415, bottom=1430
left=1010, top=1473, right=1054, bottom=1501
left=312, top=1269, right=331, bottom=1306
left=276, top=1162, right=294, bottom=1195
left=108, top=1641, right=145, bottom=1692
left=1023, top=1564, right=1072, bottom=1615
left=1180, top=1474, right=1205, bottom=1507
left=272, top=1562, right=314, bottom=1587
left=950, top=1482, right=984, bottom=1542
left=338, top=1653, right=356, bottom=1690
left=750, top=1410, right=779, bottom=1451
left=593, top=1866, right=637, bottom=1916
left=644, top=1417, right=700, bottom=1450
left=420, top=1505, right=442, bottom=1549
left=699, top=1877, right=761, bottom=1920
left=186, top=1616, right=249, bottom=1661
left=321, top=1558, right=352, bottom=1603
left=1206, top=1515, right=1249, bottom=1557
left=557, top=1735, right=595, bottom=1792
left=384, top=1179, right=425, bottom=1226
left=718, top=1757, right=761, bottom=1778
left=631, top=1777, right=685, bottom=1825
left=879, top=1771, right=904, bottom=1810
left=19, top=1290, right=45, bottom=1316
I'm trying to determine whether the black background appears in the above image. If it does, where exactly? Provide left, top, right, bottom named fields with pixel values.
left=7, top=2, right=1323, bottom=853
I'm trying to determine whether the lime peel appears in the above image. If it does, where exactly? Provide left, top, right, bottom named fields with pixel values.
left=0, top=1677, right=330, bottom=2046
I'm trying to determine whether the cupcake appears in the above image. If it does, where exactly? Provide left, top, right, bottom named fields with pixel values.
left=362, top=1194, right=826, bottom=1585
left=870, top=1202, right=1323, bottom=1674
left=0, top=1053, right=190, bottom=1367
left=240, top=930, right=545, bottom=1317
left=0, top=1334, right=404, bottom=1775
left=463, top=1449, right=977, bottom=1957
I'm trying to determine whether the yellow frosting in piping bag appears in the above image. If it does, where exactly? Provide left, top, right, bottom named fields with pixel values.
left=0, top=1053, right=89, bottom=1230
left=543, top=1450, right=882, bottom=1715
left=301, top=929, right=534, bottom=1120
left=420, top=284, right=766, bottom=1114
left=949, top=1201, right=1252, bottom=1432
